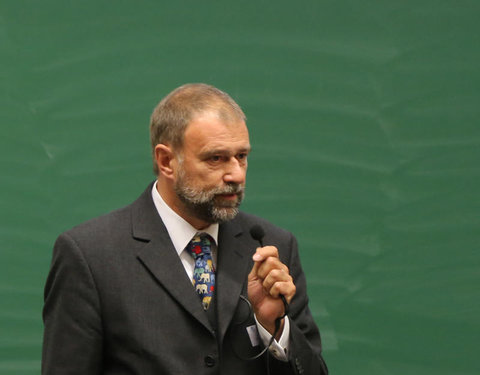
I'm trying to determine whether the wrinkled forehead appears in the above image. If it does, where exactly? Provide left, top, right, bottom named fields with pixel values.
left=174, top=110, right=249, bottom=158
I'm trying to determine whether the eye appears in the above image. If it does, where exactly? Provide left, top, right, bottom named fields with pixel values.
left=210, top=155, right=221, bottom=162
left=237, top=153, right=248, bottom=161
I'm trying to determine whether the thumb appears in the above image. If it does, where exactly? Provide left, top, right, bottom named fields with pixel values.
left=248, top=248, right=263, bottom=280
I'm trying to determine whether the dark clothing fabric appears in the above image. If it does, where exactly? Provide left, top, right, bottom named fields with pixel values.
left=42, top=183, right=328, bottom=374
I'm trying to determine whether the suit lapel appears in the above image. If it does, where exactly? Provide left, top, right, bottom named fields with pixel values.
left=131, top=183, right=211, bottom=331
left=128, top=183, right=258, bottom=337
left=216, top=219, right=255, bottom=343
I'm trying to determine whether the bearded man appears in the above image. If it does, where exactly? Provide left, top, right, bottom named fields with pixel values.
left=42, top=83, right=328, bottom=375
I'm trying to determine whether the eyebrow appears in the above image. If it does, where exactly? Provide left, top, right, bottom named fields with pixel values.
left=200, top=146, right=251, bottom=159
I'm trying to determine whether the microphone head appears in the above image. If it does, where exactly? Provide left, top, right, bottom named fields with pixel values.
left=249, top=225, right=265, bottom=242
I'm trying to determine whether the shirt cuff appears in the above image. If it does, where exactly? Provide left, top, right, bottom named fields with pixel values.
left=254, top=314, right=290, bottom=361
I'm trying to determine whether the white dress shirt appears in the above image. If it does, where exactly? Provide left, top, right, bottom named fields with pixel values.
left=151, top=182, right=289, bottom=360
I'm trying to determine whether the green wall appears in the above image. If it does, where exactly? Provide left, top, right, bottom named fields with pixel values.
left=1, top=1, right=479, bottom=373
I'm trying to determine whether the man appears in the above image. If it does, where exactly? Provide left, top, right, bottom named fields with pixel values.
left=42, top=83, right=328, bottom=374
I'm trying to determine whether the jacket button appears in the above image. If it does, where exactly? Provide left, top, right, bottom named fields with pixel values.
left=204, top=355, right=216, bottom=367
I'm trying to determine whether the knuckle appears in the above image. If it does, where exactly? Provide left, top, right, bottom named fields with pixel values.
left=264, top=246, right=279, bottom=256
left=270, top=269, right=282, bottom=278
left=265, top=257, right=277, bottom=267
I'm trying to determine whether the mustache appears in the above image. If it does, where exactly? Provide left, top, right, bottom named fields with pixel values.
left=212, top=184, right=244, bottom=195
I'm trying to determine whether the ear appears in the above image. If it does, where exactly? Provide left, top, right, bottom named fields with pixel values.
left=154, top=144, right=177, bottom=180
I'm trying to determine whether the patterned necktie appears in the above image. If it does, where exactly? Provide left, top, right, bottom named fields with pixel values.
left=187, top=233, right=216, bottom=310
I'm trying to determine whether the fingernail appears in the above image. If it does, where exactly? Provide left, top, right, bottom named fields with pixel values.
left=252, top=254, right=262, bottom=261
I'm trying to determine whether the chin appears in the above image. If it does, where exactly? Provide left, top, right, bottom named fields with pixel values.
left=211, top=207, right=239, bottom=223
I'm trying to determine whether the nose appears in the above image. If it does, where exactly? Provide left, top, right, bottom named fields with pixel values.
left=223, top=158, right=246, bottom=185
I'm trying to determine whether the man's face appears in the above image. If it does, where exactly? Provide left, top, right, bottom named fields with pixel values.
left=173, top=111, right=250, bottom=226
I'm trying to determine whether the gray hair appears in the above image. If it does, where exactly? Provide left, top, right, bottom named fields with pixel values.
left=149, top=83, right=246, bottom=175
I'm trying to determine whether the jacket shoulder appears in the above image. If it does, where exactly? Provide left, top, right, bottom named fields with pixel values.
left=57, top=183, right=155, bottom=249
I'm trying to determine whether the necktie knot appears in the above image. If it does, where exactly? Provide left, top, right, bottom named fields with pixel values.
left=187, top=233, right=213, bottom=260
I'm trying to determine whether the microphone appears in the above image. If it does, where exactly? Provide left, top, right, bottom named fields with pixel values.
left=249, top=225, right=265, bottom=247
left=249, top=225, right=289, bottom=317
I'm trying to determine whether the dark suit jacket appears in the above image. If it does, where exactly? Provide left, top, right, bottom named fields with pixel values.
left=42, top=183, right=328, bottom=374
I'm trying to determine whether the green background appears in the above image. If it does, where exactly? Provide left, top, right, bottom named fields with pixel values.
left=1, top=1, right=479, bottom=373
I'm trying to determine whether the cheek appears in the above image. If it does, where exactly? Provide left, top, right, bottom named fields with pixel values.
left=185, top=167, right=223, bottom=186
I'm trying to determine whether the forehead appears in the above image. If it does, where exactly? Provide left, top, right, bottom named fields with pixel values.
left=183, top=111, right=250, bottom=153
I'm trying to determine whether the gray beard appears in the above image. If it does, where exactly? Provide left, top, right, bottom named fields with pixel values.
left=174, top=173, right=244, bottom=224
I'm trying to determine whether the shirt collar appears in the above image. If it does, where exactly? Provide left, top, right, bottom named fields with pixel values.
left=151, top=181, right=219, bottom=256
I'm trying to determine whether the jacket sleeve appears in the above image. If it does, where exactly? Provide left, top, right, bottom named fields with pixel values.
left=42, top=232, right=103, bottom=374
left=276, top=233, right=329, bottom=375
